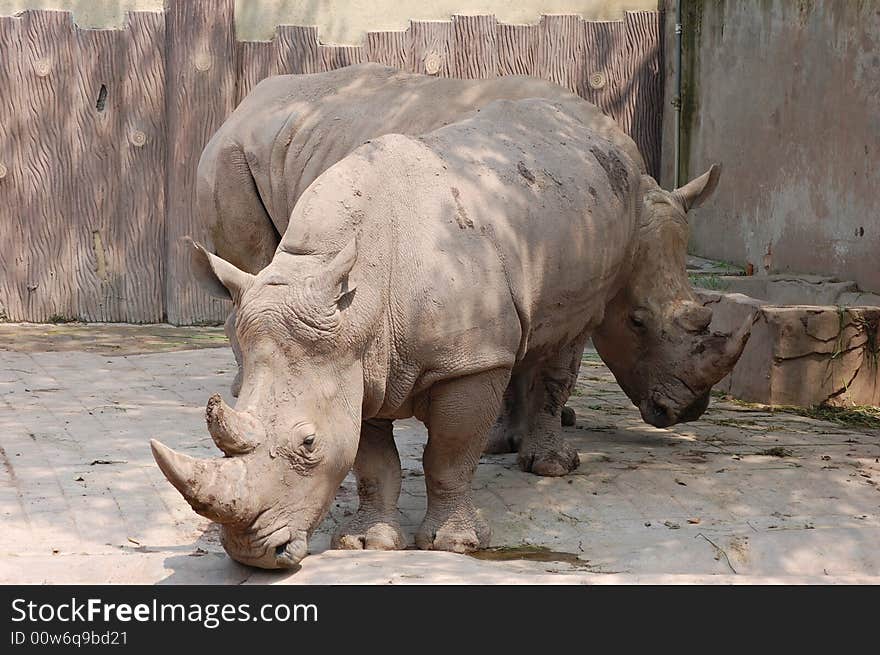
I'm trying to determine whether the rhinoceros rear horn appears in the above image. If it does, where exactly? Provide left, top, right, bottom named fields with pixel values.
left=206, top=394, right=264, bottom=455
left=187, top=238, right=255, bottom=301
left=150, top=439, right=252, bottom=524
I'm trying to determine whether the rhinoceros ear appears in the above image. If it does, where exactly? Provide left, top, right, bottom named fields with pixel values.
left=186, top=238, right=254, bottom=301
left=324, top=238, right=358, bottom=303
left=673, top=163, right=721, bottom=212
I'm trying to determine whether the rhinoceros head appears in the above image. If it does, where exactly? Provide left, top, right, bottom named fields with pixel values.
left=593, top=165, right=753, bottom=428
left=151, top=240, right=364, bottom=568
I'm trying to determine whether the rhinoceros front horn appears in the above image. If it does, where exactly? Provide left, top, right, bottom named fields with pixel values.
left=206, top=394, right=264, bottom=455
left=150, top=439, right=252, bottom=524
left=696, top=311, right=756, bottom=385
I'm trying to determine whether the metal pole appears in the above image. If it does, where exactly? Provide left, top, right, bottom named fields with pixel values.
left=674, top=0, right=683, bottom=188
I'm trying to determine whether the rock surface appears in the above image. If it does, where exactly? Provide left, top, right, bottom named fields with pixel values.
left=697, top=290, right=880, bottom=407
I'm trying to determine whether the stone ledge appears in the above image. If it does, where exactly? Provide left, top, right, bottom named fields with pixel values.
left=696, top=290, right=880, bottom=407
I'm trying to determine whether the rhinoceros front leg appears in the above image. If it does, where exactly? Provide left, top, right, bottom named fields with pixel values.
left=332, top=419, right=406, bottom=551
left=516, top=339, right=584, bottom=477
left=416, top=368, right=509, bottom=553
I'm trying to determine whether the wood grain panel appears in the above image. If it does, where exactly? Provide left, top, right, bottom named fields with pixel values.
left=624, top=11, right=664, bottom=178
left=320, top=45, right=366, bottom=71
left=118, top=11, right=166, bottom=322
left=19, top=10, right=79, bottom=322
left=237, top=40, right=277, bottom=105
left=165, top=0, right=236, bottom=324
left=0, top=16, right=25, bottom=321
left=452, top=15, right=497, bottom=79
left=276, top=25, right=322, bottom=75
left=364, top=30, right=409, bottom=70
left=536, top=14, right=585, bottom=94
left=408, top=21, right=454, bottom=76
left=580, top=21, right=627, bottom=123
left=72, top=26, right=124, bottom=322
left=496, top=23, right=540, bottom=77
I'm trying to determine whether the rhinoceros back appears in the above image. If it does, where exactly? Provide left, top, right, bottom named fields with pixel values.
left=208, top=63, right=644, bottom=236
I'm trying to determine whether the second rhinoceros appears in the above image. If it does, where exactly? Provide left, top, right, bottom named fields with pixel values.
left=152, top=98, right=751, bottom=569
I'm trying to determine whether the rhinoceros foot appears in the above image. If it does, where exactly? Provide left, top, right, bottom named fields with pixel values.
left=517, top=431, right=580, bottom=477
left=331, top=521, right=406, bottom=550
left=332, top=516, right=405, bottom=551
left=416, top=508, right=490, bottom=554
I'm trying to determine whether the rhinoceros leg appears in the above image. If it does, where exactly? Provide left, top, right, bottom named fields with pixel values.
left=332, top=419, right=406, bottom=551
left=484, top=373, right=528, bottom=454
left=516, top=339, right=584, bottom=477
left=485, top=376, right=577, bottom=454
left=415, top=368, right=510, bottom=553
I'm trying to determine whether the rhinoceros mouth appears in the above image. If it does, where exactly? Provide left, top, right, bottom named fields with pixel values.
left=640, top=390, right=711, bottom=428
left=221, top=524, right=308, bottom=570
left=273, top=535, right=309, bottom=569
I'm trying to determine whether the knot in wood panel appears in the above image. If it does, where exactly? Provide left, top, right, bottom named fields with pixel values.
left=34, top=58, right=52, bottom=77
left=194, top=52, right=213, bottom=72
left=588, top=71, right=607, bottom=89
left=423, top=51, right=442, bottom=75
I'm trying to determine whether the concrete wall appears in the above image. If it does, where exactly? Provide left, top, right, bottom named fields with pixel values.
left=0, top=0, right=658, bottom=43
left=661, top=0, right=880, bottom=293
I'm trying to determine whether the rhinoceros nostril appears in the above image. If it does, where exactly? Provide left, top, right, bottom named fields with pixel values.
left=271, top=533, right=308, bottom=569
left=643, top=397, right=675, bottom=428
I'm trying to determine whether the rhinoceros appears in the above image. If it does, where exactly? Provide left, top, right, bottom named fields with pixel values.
left=201, top=62, right=644, bottom=274
left=198, top=64, right=644, bottom=474
left=152, top=97, right=751, bottom=569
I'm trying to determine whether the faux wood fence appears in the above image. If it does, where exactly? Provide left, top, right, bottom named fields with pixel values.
left=0, top=1, right=663, bottom=325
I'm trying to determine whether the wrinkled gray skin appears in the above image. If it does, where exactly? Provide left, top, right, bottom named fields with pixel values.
left=199, top=63, right=646, bottom=476
left=152, top=98, right=752, bottom=569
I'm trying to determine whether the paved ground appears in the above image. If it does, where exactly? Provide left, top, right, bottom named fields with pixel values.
left=1, top=324, right=879, bottom=584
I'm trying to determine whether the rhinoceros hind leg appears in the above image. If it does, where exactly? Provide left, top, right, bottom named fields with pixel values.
left=332, top=419, right=405, bottom=551
left=561, top=405, right=576, bottom=427
left=416, top=368, right=509, bottom=553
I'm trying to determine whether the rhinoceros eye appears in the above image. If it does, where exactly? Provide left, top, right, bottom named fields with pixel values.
left=263, top=274, right=288, bottom=287
left=629, top=310, right=648, bottom=330
left=302, top=435, right=316, bottom=449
